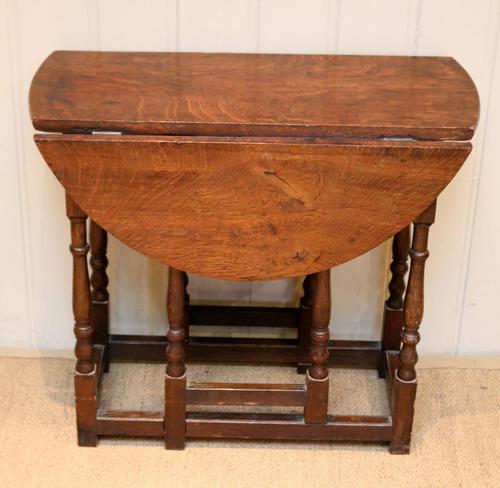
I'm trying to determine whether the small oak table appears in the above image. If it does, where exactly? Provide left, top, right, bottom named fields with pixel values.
left=30, top=51, right=479, bottom=453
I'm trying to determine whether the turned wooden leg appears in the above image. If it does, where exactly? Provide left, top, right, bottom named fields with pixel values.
left=165, top=267, right=187, bottom=450
left=297, top=273, right=314, bottom=374
left=379, top=225, right=411, bottom=377
left=66, top=194, right=97, bottom=447
left=304, top=270, right=331, bottom=424
left=390, top=201, right=436, bottom=454
left=89, top=220, right=110, bottom=372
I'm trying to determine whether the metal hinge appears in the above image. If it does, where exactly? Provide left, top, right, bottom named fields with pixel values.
left=380, top=135, right=416, bottom=141
left=91, top=130, right=122, bottom=135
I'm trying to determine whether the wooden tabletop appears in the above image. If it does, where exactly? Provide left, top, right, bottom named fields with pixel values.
left=30, top=51, right=479, bottom=141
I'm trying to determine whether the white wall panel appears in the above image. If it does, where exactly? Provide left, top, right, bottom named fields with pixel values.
left=10, top=0, right=91, bottom=349
left=259, top=0, right=337, bottom=53
left=459, top=29, right=500, bottom=354
left=0, top=0, right=31, bottom=348
left=331, top=245, right=389, bottom=341
left=99, top=0, right=177, bottom=51
left=338, top=0, right=419, bottom=54
left=179, top=0, right=258, bottom=52
left=1, top=0, right=499, bottom=356
left=416, top=0, right=500, bottom=354
left=106, top=238, right=167, bottom=336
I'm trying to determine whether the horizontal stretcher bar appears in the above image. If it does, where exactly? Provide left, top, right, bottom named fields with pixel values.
left=96, top=410, right=393, bottom=442
left=189, top=305, right=300, bottom=328
left=108, top=335, right=381, bottom=368
left=186, top=382, right=307, bottom=406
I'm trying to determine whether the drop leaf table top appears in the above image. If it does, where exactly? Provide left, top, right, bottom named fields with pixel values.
left=30, top=51, right=479, bottom=280
left=30, top=51, right=478, bottom=140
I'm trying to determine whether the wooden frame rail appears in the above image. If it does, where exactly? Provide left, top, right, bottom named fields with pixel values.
left=93, top=350, right=397, bottom=443
left=108, top=333, right=381, bottom=368
left=189, top=305, right=299, bottom=328
left=186, top=382, right=307, bottom=406
left=95, top=411, right=393, bottom=442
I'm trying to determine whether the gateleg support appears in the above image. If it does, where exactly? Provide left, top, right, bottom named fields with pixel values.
left=297, top=273, right=314, bottom=374
left=390, top=200, right=436, bottom=454
left=164, top=267, right=187, bottom=450
left=89, top=220, right=110, bottom=372
left=379, top=225, right=411, bottom=378
left=303, top=270, right=331, bottom=424
left=66, top=193, right=97, bottom=447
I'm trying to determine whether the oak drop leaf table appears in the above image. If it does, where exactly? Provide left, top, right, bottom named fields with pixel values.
left=30, top=51, right=479, bottom=453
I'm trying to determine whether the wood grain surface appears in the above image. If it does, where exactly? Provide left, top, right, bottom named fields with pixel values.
left=35, top=134, right=470, bottom=280
left=29, top=51, right=479, bottom=140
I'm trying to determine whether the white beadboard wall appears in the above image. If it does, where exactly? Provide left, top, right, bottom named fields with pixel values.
left=1, top=0, right=500, bottom=355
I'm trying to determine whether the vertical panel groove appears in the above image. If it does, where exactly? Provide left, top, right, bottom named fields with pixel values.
left=87, top=0, right=100, bottom=50
left=333, top=0, right=342, bottom=52
left=175, top=0, right=180, bottom=50
left=325, top=0, right=341, bottom=53
left=255, top=0, right=261, bottom=52
left=407, top=0, right=422, bottom=55
left=5, top=0, right=36, bottom=347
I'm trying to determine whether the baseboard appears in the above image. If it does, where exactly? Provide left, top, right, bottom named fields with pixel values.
left=417, top=355, right=500, bottom=370
left=0, top=347, right=74, bottom=359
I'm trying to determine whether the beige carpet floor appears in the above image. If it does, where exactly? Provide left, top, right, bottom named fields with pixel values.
left=0, top=357, right=499, bottom=488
